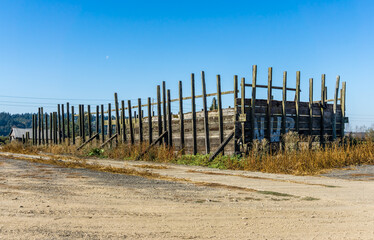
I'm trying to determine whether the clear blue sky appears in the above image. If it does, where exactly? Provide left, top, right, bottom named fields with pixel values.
left=0, top=0, right=373, bottom=129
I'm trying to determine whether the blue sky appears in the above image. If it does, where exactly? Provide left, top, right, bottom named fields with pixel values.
left=0, top=0, right=373, bottom=129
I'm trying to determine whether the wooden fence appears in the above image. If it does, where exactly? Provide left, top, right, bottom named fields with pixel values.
left=29, top=65, right=347, bottom=156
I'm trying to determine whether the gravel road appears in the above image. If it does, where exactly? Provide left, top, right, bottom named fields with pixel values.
left=1, top=156, right=374, bottom=239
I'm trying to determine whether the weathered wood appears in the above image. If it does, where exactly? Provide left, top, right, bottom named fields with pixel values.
left=295, top=71, right=300, bottom=133
left=217, top=75, right=224, bottom=154
left=320, top=74, right=326, bottom=148
left=50, top=112, right=53, bottom=144
left=179, top=81, right=185, bottom=152
left=244, top=83, right=296, bottom=91
left=100, top=133, right=118, bottom=148
left=309, top=78, right=313, bottom=138
left=45, top=113, right=49, bottom=145
left=114, top=93, right=120, bottom=143
left=157, top=85, right=162, bottom=145
left=108, top=103, right=112, bottom=146
left=121, top=100, right=126, bottom=143
left=77, top=133, right=99, bottom=150
left=53, top=112, right=57, bottom=144
left=101, top=105, right=105, bottom=143
left=136, top=131, right=167, bottom=160
left=251, top=65, right=257, bottom=143
left=128, top=100, right=134, bottom=144
left=208, top=130, right=235, bottom=162
left=191, top=73, right=197, bottom=155
left=162, top=81, right=168, bottom=145
left=38, top=108, right=41, bottom=145
left=341, top=81, right=346, bottom=139
left=88, top=105, right=92, bottom=139
left=267, top=67, right=272, bottom=142
left=58, top=104, right=62, bottom=144
left=233, top=75, right=239, bottom=153
left=78, top=105, right=82, bottom=137
left=138, top=98, right=143, bottom=143
left=96, top=105, right=100, bottom=142
left=147, top=97, right=152, bottom=143
left=61, top=104, right=65, bottom=142
left=167, top=89, right=172, bottom=147
left=282, top=71, right=287, bottom=137
left=81, top=105, right=85, bottom=143
left=201, top=71, right=210, bottom=154
left=41, top=107, right=44, bottom=144
left=332, top=76, right=340, bottom=140
left=241, top=77, right=246, bottom=146
left=66, top=102, right=70, bottom=145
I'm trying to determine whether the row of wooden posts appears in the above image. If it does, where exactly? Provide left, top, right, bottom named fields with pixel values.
left=30, top=72, right=233, bottom=156
left=28, top=65, right=347, bottom=157
left=236, top=66, right=347, bottom=151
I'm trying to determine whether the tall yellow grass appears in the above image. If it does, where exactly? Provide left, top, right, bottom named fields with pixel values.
left=2, top=133, right=374, bottom=175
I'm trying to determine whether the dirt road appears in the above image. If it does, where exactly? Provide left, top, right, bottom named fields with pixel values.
left=0, top=154, right=373, bottom=239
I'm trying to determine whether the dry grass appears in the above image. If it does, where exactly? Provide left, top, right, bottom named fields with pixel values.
left=2, top=132, right=374, bottom=176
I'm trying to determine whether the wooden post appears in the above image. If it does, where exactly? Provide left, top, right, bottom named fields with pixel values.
left=167, top=89, right=172, bottom=147
left=121, top=100, right=126, bottom=142
left=101, top=105, right=105, bottom=143
left=162, top=81, right=168, bottom=145
left=45, top=113, right=49, bottom=145
left=41, top=107, right=44, bottom=144
left=32, top=114, right=35, bottom=145
left=128, top=100, right=134, bottom=144
left=71, top=106, right=75, bottom=145
left=138, top=98, right=143, bottom=143
left=309, top=78, right=313, bottom=141
left=66, top=102, right=70, bottom=145
left=332, top=76, right=340, bottom=140
left=320, top=74, right=326, bottom=148
left=233, top=75, right=239, bottom=153
left=147, top=97, right=152, bottom=143
left=53, top=112, right=57, bottom=144
left=241, top=77, right=246, bottom=146
left=88, top=105, right=92, bottom=139
left=251, top=65, right=257, bottom=143
left=108, top=103, right=112, bottom=143
left=282, top=71, right=287, bottom=136
left=267, top=67, right=273, bottom=142
left=281, top=71, right=287, bottom=150
left=50, top=113, right=53, bottom=144
left=341, top=82, right=346, bottom=140
left=38, top=108, right=41, bottom=145
left=58, top=104, right=62, bottom=144
left=157, top=85, right=162, bottom=145
left=201, top=71, right=210, bottom=154
left=78, top=105, right=82, bottom=137
left=61, top=104, right=65, bottom=143
left=179, top=81, right=185, bottom=152
left=96, top=105, right=100, bottom=142
left=191, top=73, right=197, bottom=155
left=81, top=105, right=85, bottom=143
left=217, top=75, right=224, bottom=154
left=295, top=71, right=300, bottom=133
left=114, top=93, right=120, bottom=141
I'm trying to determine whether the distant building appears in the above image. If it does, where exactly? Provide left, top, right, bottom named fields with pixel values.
left=9, top=127, right=32, bottom=142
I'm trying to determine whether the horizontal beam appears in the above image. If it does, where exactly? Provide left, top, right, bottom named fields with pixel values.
left=244, top=83, right=297, bottom=91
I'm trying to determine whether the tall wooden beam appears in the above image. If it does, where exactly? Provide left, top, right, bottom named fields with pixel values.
left=128, top=100, right=134, bottom=144
left=251, top=65, right=257, bottom=143
left=101, top=105, right=105, bottom=143
left=162, top=81, right=168, bottom=145
left=157, top=85, right=162, bottom=145
left=295, top=71, right=300, bottom=133
left=66, top=102, right=70, bottom=145
left=167, top=89, right=172, bottom=147
left=191, top=73, right=197, bottom=155
left=179, top=81, right=185, bottom=152
left=217, top=75, right=224, bottom=154
left=138, top=98, right=143, bottom=143
left=121, top=100, right=126, bottom=143
left=201, top=71, right=210, bottom=154
left=332, top=76, right=340, bottom=140
left=267, top=67, right=273, bottom=142
left=147, top=97, right=152, bottom=143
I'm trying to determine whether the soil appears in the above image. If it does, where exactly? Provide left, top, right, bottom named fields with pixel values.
left=1, top=153, right=374, bottom=239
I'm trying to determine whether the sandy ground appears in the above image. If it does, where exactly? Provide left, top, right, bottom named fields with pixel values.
left=0, top=153, right=374, bottom=239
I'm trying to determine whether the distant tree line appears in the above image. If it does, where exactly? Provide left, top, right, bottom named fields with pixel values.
left=0, top=112, right=33, bottom=136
